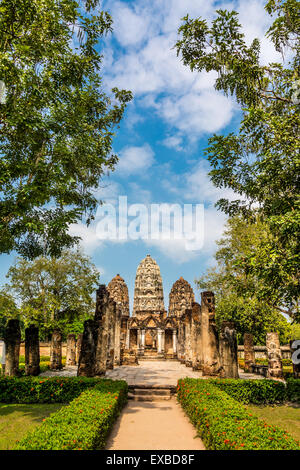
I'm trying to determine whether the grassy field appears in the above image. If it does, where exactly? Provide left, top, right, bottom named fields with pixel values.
left=0, top=403, right=65, bottom=450
left=247, top=404, right=300, bottom=442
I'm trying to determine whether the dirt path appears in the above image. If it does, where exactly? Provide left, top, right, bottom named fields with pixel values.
left=106, top=398, right=205, bottom=450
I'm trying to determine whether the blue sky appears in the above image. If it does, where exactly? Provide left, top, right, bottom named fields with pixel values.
left=0, top=0, right=283, bottom=311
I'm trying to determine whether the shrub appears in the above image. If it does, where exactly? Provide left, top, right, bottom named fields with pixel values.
left=0, top=376, right=105, bottom=403
left=16, top=380, right=127, bottom=450
left=286, top=378, right=300, bottom=402
left=209, top=378, right=286, bottom=404
left=177, top=378, right=300, bottom=450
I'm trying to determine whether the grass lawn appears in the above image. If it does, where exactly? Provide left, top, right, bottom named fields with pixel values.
left=247, top=403, right=300, bottom=442
left=0, top=403, right=66, bottom=450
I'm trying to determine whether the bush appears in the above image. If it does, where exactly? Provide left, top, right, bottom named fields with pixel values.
left=0, top=376, right=105, bottom=403
left=286, top=378, right=300, bottom=402
left=209, top=378, right=286, bottom=404
left=177, top=378, right=300, bottom=450
left=16, top=380, right=127, bottom=450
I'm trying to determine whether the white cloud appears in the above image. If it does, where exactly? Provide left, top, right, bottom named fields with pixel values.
left=116, top=144, right=155, bottom=177
left=69, top=222, right=103, bottom=254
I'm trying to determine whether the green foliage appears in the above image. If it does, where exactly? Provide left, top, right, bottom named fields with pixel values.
left=209, top=378, right=286, bottom=404
left=0, top=0, right=132, bottom=258
left=15, top=380, right=128, bottom=450
left=0, top=376, right=105, bottom=403
left=5, top=249, right=99, bottom=338
left=0, top=288, right=19, bottom=337
left=196, top=217, right=292, bottom=344
left=176, top=1, right=299, bottom=320
left=286, top=378, right=300, bottom=402
left=177, top=378, right=300, bottom=450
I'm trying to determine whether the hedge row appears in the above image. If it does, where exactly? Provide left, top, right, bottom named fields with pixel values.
left=177, top=378, right=300, bottom=450
left=208, top=378, right=300, bottom=403
left=16, top=380, right=128, bottom=450
left=0, top=376, right=105, bottom=403
left=209, top=378, right=286, bottom=404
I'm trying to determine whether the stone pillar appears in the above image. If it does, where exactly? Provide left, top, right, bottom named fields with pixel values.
left=266, top=332, right=283, bottom=379
left=25, top=325, right=40, bottom=376
left=157, top=329, right=162, bottom=353
left=94, top=286, right=110, bottom=376
left=290, top=340, right=300, bottom=379
left=114, top=306, right=122, bottom=366
left=184, top=313, right=192, bottom=367
left=244, top=333, right=255, bottom=372
left=172, top=330, right=177, bottom=354
left=77, top=320, right=97, bottom=376
left=50, top=328, right=62, bottom=370
left=219, top=322, right=239, bottom=378
left=76, top=334, right=83, bottom=364
left=4, top=319, right=21, bottom=376
left=201, top=292, right=221, bottom=376
left=137, top=329, right=142, bottom=349
left=161, top=330, right=165, bottom=353
left=125, top=328, right=130, bottom=349
left=66, top=334, right=76, bottom=366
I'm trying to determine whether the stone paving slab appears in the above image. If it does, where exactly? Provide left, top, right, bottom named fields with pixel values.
left=40, top=360, right=264, bottom=383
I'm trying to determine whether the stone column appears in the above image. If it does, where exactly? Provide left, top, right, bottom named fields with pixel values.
left=126, top=328, right=130, bottom=349
left=114, top=306, right=121, bottom=366
left=161, top=330, right=165, bottom=353
left=157, top=329, right=162, bottom=353
left=201, top=292, right=221, bottom=376
left=66, top=334, right=76, bottom=366
left=25, top=325, right=40, bottom=376
left=4, top=319, right=21, bottom=376
left=77, top=320, right=97, bottom=377
left=290, top=340, right=300, bottom=379
left=172, top=330, right=177, bottom=354
left=266, top=332, right=283, bottom=379
left=184, top=313, right=192, bottom=367
left=50, top=328, right=62, bottom=370
left=244, top=333, right=255, bottom=372
left=76, top=334, right=83, bottom=364
left=219, top=322, right=239, bottom=378
left=137, top=329, right=142, bottom=349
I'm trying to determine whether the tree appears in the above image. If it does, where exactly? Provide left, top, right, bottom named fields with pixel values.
left=0, top=0, right=132, bottom=259
left=0, top=289, right=19, bottom=338
left=196, top=217, right=292, bottom=344
left=6, top=250, right=99, bottom=338
left=176, top=0, right=299, bottom=320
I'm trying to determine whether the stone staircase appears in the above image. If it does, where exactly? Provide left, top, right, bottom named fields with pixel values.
left=128, top=385, right=175, bottom=401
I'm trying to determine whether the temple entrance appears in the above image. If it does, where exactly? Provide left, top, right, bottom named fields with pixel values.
left=165, top=330, right=173, bottom=354
left=129, top=329, right=138, bottom=350
left=145, top=329, right=157, bottom=351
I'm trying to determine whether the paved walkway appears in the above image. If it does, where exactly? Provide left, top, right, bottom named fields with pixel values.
left=40, top=360, right=264, bottom=382
left=106, top=398, right=205, bottom=450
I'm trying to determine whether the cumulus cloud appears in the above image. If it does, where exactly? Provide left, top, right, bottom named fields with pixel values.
left=116, top=144, right=155, bottom=177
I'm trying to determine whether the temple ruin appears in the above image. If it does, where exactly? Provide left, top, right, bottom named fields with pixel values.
left=78, top=254, right=239, bottom=377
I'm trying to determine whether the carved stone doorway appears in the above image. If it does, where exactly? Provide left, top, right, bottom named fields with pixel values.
left=129, top=329, right=138, bottom=350
left=145, top=329, right=157, bottom=350
left=165, top=329, right=173, bottom=354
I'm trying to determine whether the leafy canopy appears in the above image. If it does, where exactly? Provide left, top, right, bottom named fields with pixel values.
left=196, top=217, right=292, bottom=344
left=176, top=0, right=299, bottom=320
left=0, top=0, right=132, bottom=259
left=6, top=249, right=100, bottom=338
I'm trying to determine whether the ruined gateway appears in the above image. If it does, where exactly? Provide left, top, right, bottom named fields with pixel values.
left=78, top=255, right=239, bottom=378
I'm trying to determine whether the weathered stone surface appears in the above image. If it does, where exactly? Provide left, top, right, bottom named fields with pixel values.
left=25, top=325, right=40, bottom=376
left=201, top=292, right=222, bottom=376
left=244, top=333, right=255, bottom=372
left=50, top=329, right=62, bottom=370
left=108, top=274, right=130, bottom=317
left=4, top=319, right=21, bottom=376
left=66, top=334, right=76, bottom=366
left=77, top=320, right=97, bottom=377
left=168, top=277, right=195, bottom=318
left=219, top=322, right=239, bottom=378
left=266, top=332, right=283, bottom=379
left=133, top=255, right=165, bottom=315
left=76, top=334, right=83, bottom=364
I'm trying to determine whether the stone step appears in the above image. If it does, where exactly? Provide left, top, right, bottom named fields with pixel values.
left=133, top=394, right=172, bottom=401
left=134, top=388, right=171, bottom=396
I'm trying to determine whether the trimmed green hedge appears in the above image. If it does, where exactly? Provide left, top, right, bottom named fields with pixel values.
left=286, top=378, right=300, bottom=402
left=16, top=380, right=128, bottom=450
left=0, top=376, right=104, bottom=403
left=177, top=378, right=300, bottom=450
left=209, top=378, right=286, bottom=404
